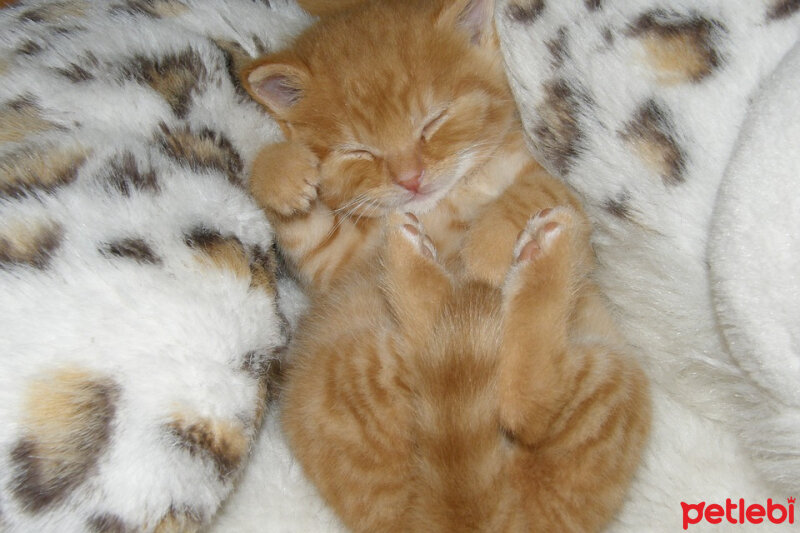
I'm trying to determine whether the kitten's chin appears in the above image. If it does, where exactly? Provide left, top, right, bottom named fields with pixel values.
left=402, top=193, right=443, bottom=214
left=402, top=172, right=463, bottom=214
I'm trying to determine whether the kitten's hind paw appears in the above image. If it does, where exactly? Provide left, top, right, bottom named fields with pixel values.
left=513, top=207, right=569, bottom=264
left=397, top=212, right=436, bottom=260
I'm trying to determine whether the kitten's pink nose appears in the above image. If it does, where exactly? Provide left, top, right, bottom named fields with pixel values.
left=395, top=169, right=424, bottom=193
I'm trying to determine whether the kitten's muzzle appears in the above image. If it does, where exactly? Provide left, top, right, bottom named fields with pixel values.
left=395, top=168, right=425, bottom=194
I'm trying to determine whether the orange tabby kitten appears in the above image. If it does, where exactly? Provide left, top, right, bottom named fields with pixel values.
left=243, top=0, right=650, bottom=530
left=283, top=208, right=650, bottom=532
left=242, top=0, right=567, bottom=292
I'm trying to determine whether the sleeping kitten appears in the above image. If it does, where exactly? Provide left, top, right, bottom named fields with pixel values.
left=241, top=0, right=573, bottom=291
left=282, top=208, right=650, bottom=532
left=244, top=0, right=650, bottom=530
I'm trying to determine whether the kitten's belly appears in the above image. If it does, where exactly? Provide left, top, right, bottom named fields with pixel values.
left=420, top=201, right=472, bottom=267
left=419, top=173, right=516, bottom=267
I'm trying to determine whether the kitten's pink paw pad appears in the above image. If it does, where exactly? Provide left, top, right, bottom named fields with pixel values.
left=398, top=213, right=436, bottom=259
left=513, top=207, right=567, bottom=263
left=516, top=239, right=541, bottom=262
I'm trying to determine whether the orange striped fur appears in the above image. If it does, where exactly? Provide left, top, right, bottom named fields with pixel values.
left=283, top=206, right=650, bottom=532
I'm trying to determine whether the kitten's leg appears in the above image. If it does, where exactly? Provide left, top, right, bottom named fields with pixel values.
left=461, top=163, right=583, bottom=287
left=500, top=208, right=650, bottom=529
left=250, top=142, right=380, bottom=289
left=497, top=206, right=593, bottom=446
left=380, top=213, right=451, bottom=341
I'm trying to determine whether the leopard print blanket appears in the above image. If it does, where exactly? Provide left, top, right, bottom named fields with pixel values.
left=0, top=1, right=309, bottom=531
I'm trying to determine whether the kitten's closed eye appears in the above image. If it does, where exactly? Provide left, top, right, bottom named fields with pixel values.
left=338, top=147, right=377, bottom=161
left=421, top=108, right=449, bottom=142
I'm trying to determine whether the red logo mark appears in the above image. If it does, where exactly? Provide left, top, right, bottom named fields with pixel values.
left=682, top=498, right=795, bottom=529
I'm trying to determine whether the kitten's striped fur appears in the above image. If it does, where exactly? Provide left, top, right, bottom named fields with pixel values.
left=283, top=207, right=650, bottom=532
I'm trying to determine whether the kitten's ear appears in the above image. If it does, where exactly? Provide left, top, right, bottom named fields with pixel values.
left=242, top=59, right=309, bottom=119
left=439, top=0, right=496, bottom=46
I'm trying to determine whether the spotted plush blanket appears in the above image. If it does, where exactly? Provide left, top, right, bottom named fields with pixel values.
left=496, top=0, right=800, bottom=528
left=0, top=1, right=311, bottom=531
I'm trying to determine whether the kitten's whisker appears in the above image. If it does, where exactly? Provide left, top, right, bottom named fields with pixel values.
left=333, top=192, right=371, bottom=215
left=349, top=196, right=378, bottom=226
left=326, top=193, right=379, bottom=239
left=326, top=187, right=405, bottom=240
left=353, top=197, right=381, bottom=226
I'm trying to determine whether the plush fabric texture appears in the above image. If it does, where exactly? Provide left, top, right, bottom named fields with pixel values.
left=708, top=38, right=800, bottom=488
left=496, top=0, right=800, bottom=527
left=0, top=1, right=310, bottom=531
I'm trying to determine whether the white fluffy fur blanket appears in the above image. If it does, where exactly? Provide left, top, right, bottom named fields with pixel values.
left=3, top=0, right=800, bottom=532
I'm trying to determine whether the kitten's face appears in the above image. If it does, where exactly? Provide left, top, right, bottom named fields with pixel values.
left=244, top=0, right=514, bottom=215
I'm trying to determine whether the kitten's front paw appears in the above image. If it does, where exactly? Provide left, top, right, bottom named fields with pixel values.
left=250, top=142, right=320, bottom=217
left=397, top=212, right=436, bottom=260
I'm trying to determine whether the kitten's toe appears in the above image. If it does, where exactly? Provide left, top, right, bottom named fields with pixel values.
left=513, top=207, right=571, bottom=263
left=398, top=212, right=436, bottom=260
left=283, top=179, right=317, bottom=214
